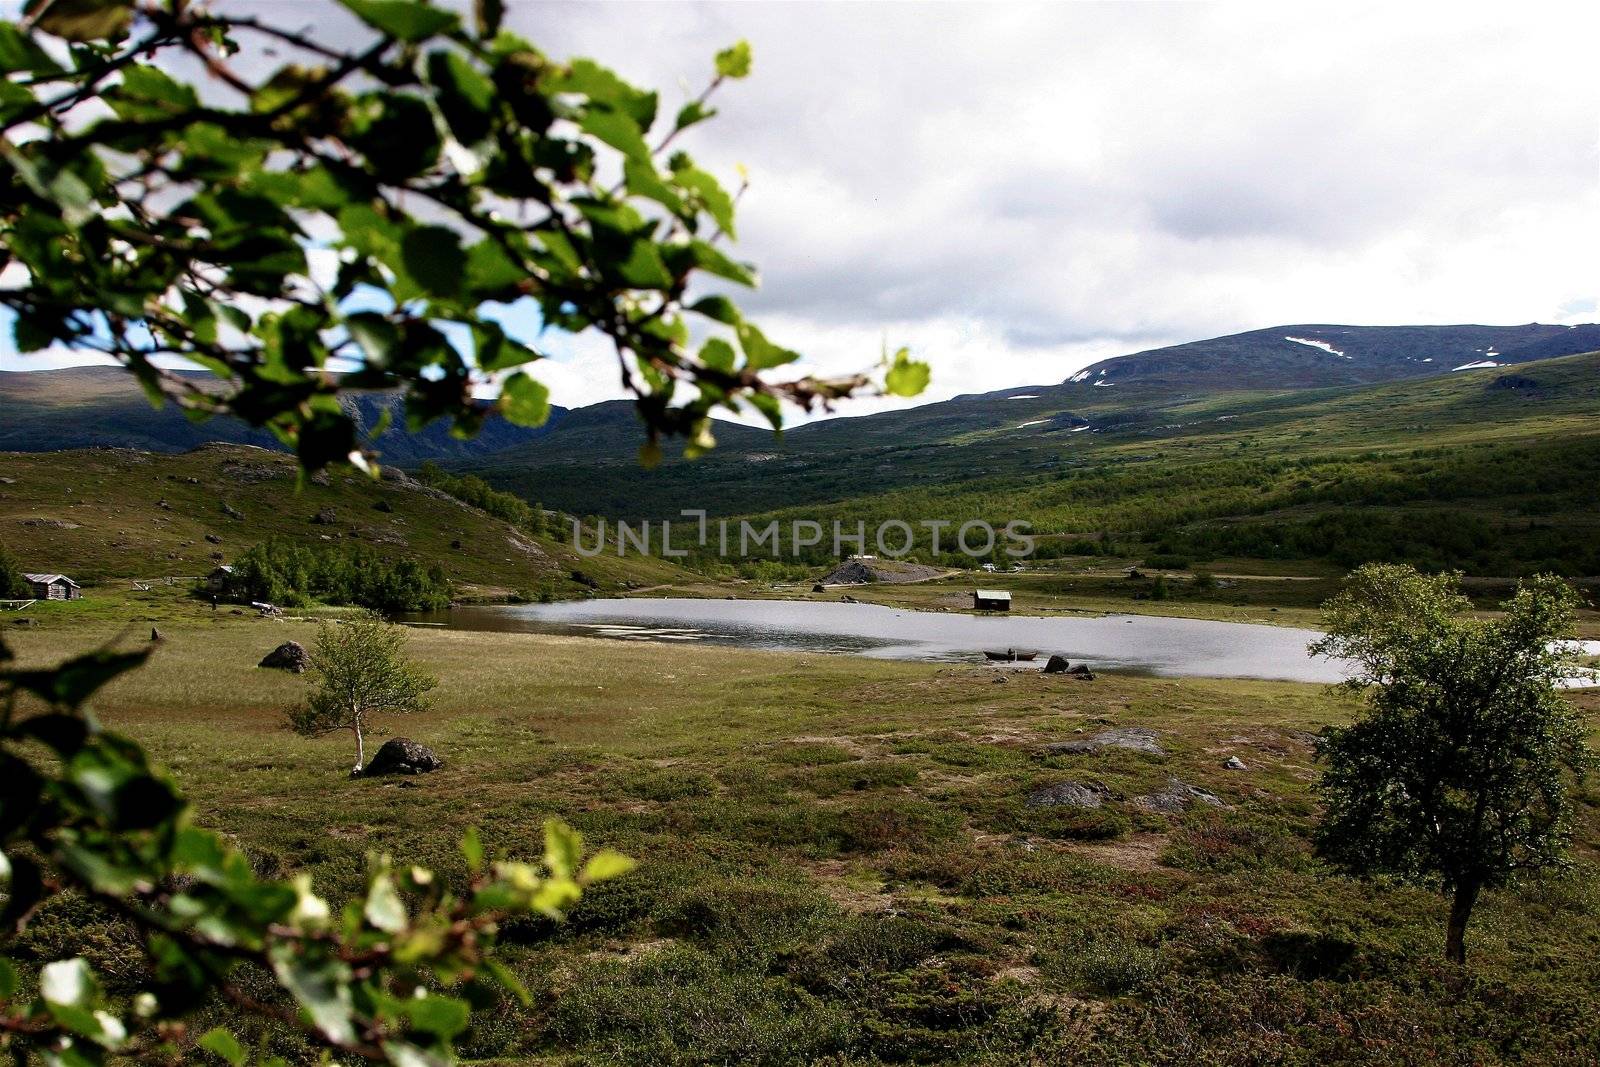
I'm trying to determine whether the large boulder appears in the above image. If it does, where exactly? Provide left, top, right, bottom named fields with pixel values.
left=1026, top=780, right=1108, bottom=809
left=1131, top=778, right=1225, bottom=814
left=259, top=641, right=309, bottom=672
left=1041, top=727, right=1164, bottom=757
left=360, top=737, right=442, bottom=777
left=1042, top=654, right=1071, bottom=674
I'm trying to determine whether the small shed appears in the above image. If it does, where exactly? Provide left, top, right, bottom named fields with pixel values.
left=24, top=574, right=81, bottom=601
left=973, top=589, right=1012, bottom=611
left=206, top=565, right=235, bottom=592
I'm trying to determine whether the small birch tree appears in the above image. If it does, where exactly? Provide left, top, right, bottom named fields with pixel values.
left=1310, top=564, right=1595, bottom=963
left=288, top=615, right=437, bottom=773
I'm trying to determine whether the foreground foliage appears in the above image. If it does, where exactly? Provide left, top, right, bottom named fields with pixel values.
left=1, top=0, right=927, bottom=472
left=1311, top=564, right=1595, bottom=962
left=0, top=633, right=632, bottom=1064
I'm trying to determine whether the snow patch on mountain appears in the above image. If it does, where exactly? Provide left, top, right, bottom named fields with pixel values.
left=1283, top=336, right=1350, bottom=359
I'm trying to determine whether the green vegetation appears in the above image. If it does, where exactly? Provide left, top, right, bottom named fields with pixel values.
left=418, top=461, right=551, bottom=538
left=0, top=445, right=693, bottom=599
left=287, top=616, right=438, bottom=772
left=466, top=351, right=1600, bottom=580
left=227, top=539, right=453, bottom=612
left=0, top=543, right=25, bottom=598
left=1312, top=565, right=1595, bottom=962
left=5, top=596, right=1597, bottom=1063
left=0, top=615, right=631, bottom=1065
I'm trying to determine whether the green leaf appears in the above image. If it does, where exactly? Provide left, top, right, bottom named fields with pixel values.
left=689, top=295, right=742, bottom=326
left=580, top=107, right=651, bottom=164
left=401, top=226, right=467, bottom=300
left=699, top=337, right=736, bottom=372
left=460, top=826, right=483, bottom=872
left=346, top=313, right=400, bottom=367
left=271, top=951, right=356, bottom=1046
left=685, top=240, right=756, bottom=287
left=482, top=958, right=531, bottom=1006
left=426, top=49, right=496, bottom=145
left=612, top=240, right=673, bottom=289
left=365, top=873, right=407, bottom=933
left=197, top=1027, right=247, bottom=1067
left=737, top=323, right=799, bottom=371
left=672, top=164, right=737, bottom=236
left=581, top=849, right=636, bottom=883
left=673, top=100, right=716, bottom=133
left=24, top=0, right=131, bottom=42
left=499, top=372, right=550, bottom=427
left=623, top=158, right=686, bottom=215
left=337, top=0, right=459, bottom=41
left=714, top=40, right=753, bottom=79
left=885, top=347, right=931, bottom=397
left=0, top=23, right=63, bottom=74
left=543, top=819, right=582, bottom=879
left=403, top=993, right=470, bottom=1038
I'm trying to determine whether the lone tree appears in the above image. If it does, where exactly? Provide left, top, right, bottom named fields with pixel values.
left=288, top=615, right=437, bottom=773
left=1310, top=564, right=1595, bottom=963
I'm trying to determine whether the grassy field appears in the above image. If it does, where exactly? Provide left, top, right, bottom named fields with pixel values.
left=7, top=593, right=1600, bottom=1064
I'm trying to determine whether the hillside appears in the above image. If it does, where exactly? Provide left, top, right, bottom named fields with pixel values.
left=0, top=367, right=560, bottom=464
left=1064, top=323, right=1600, bottom=391
left=0, top=444, right=691, bottom=596
left=463, top=352, right=1600, bottom=578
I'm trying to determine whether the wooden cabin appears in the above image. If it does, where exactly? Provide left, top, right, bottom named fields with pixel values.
left=24, top=573, right=81, bottom=600
left=206, top=565, right=235, bottom=592
left=972, top=589, right=1012, bottom=611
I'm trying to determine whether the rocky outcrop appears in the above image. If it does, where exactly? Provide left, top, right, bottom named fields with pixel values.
left=1026, top=780, right=1108, bottom=809
left=818, top=558, right=943, bottom=586
left=1043, top=654, right=1071, bottom=674
left=1042, top=728, right=1164, bottom=757
left=1131, top=778, right=1224, bottom=814
left=360, top=737, right=442, bottom=777
left=259, top=641, right=310, bottom=672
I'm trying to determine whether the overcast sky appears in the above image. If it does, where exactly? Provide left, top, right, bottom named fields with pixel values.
left=5, top=1, right=1598, bottom=419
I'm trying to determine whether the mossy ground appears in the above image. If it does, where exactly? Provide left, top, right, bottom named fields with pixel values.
left=7, top=594, right=1600, bottom=1064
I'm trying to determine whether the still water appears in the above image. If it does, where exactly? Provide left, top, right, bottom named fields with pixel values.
left=404, top=597, right=1353, bottom=683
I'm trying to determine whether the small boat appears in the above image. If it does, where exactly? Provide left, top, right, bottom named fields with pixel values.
left=1013, top=651, right=1038, bottom=662
left=984, top=650, right=1014, bottom=662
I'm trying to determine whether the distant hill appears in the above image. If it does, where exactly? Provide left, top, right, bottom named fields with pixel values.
left=0, top=443, right=692, bottom=594
left=1064, top=323, right=1599, bottom=392
left=0, top=367, right=566, bottom=464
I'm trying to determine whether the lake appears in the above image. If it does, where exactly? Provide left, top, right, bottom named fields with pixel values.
left=404, top=597, right=1353, bottom=683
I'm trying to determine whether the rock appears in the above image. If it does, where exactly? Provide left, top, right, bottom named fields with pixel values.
left=450, top=538, right=463, bottom=550
left=1069, top=664, right=1096, bottom=680
left=1042, top=654, right=1071, bottom=674
left=373, top=499, right=394, bottom=513
left=1041, top=727, right=1165, bottom=757
left=1222, top=756, right=1247, bottom=771
left=992, top=675, right=1008, bottom=684
left=310, top=507, right=337, bottom=525
left=259, top=641, right=309, bottom=672
left=841, top=595, right=859, bottom=604
left=812, top=584, right=826, bottom=593
left=221, top=501, right=245, bottom=520
left=149, top=627, right=163, bottom=642
left=22, top=518, right=81, bottom=530
left=819, top=558, right=943, bottom=586
left=205, top=533, right=221, bottom=544
left=1132, top=778, right=1225, bottom=814
left=360, top=737, right=441, bottom=777
left=1027, top=780, right=1107, bottom=809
